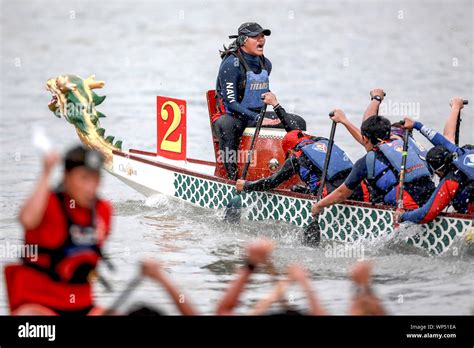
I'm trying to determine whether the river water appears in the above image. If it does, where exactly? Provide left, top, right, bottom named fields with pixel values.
left=0, top=0, right=473, bottom=315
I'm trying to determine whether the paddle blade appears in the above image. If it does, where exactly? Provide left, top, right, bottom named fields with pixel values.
left=224, top=195, right=242, bottom=224
left=302, top=218, right=321, bottom=247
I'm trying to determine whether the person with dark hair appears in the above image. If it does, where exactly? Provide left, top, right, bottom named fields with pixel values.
left=212, top=22, right=306, bottom=179
left=5, top=145, right=113, bottom=316
left=236, top=128, right=366, bottom=201
left=311, top=112, right=434, bottom=216
left=333, top=88, right=429, bottom=162
left=394, top=118, right=474, bottom=224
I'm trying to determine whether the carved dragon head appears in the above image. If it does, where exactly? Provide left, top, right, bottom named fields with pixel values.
left=46, top=74, right=122, bottom=167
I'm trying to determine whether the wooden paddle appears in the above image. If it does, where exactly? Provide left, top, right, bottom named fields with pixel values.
left=454, top=100, right=469, bottom=146
left=224, top=104, right=268, bottom=223
left=303, top=113, right=337, bottom=246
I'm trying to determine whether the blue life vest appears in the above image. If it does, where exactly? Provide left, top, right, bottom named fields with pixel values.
left=408, top=137, right=428, bottom=162
left=366, top=139, right=431, bottom=205
left=233, top=52, right=269, bottom=110
left=453, top=148, right=474, bottom=181
left=296, top=139, right=353, bottom=192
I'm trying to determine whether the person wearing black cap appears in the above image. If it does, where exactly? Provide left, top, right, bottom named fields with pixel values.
left=6, top=145, right=113, bottom=315
left=395, top=118, right=474, bottom=224
left=212, top=22, right=306, bottom=179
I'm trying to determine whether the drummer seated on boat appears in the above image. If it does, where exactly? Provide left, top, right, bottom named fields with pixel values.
left=236, top=124, right=365, bottom=201
left=311, top=113, right=435, bottom=216
left=212, top=22, right=306, bottom=180
left=395, top=117, right=474, bottom=224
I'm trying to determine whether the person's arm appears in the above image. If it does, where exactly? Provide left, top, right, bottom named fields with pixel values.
left=312, top=158, right=366, bottom=215
left=362, top=88, right=385, bottom=122
left=248, top=280, right=289, bottom=315
left=241, top=156, right=298, bottom=192
left=219, top=57, right=259, bottom=122
left=404, top=118, right=459, bottom=153
left=287, top=264, right=327, bottom=315
left=400, top=177, right=460, bottom=224
left=312, top=184, right=354, bottom=216
left=443, top=97, right=465, bottom=143
left=141, top=259, right=197, bottom=315
left=216, top=266, right=253, bottom=315
left=261, top=91, right=302, bottom=131
left=19, top=152, right=60, bottom=230
left=330, top=109, right=364, bottom=145
left=348, top=261, right=386, bottom=316
left=216, top=239, right=274, bottom=315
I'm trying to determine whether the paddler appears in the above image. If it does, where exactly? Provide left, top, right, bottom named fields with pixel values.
left=311, top=113, right=435, bottom=217
left=395, top=117, right=474, bottom=224
left=236, top=91, right=366, bottom=199
left=340, top=88, right=429, bottom=160
left=442, top=97, right=473, bottom=146
left=4, top=145, right=113, bottom=316
left=212, top=22, right=306, bottom=179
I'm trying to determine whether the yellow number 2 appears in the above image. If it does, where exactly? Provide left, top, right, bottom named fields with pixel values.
left=160, top=101, right=182, bottom=153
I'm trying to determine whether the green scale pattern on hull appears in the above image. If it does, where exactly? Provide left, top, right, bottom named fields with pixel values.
left=173, top=173, right=471, bottom=254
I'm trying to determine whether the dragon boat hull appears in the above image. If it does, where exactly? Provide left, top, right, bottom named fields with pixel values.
left=108, top=147, right=473, bottom=255
left=44, top=74, right=473, bottom=255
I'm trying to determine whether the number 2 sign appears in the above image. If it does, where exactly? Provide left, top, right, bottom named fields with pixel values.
left=157, top=96, right=186, bottom=160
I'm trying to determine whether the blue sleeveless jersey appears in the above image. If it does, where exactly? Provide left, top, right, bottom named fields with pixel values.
left=297, top=139, right=353, bottom=192
left=239, top=69, right=269, bottom=110
left=453, top=148, right=474, bottom=181
left=365, top=139, right=431, bottom=205
left=377, top=139, right=431, bottom=183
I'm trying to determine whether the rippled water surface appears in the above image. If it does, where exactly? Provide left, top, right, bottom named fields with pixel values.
left=0, top=0, right=473, bottom=315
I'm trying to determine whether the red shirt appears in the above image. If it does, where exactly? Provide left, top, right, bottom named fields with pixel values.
left=5, top=191, right=113, bottom=313
left=25, top=192, right=112, bottom=249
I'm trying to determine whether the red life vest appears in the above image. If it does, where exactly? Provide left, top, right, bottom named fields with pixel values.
left=4, top=191, right=112, bottom=312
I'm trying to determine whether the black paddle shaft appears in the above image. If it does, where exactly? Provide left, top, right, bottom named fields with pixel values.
left=103, top=273, right=143, bottom=315
left=316, top=116, right=337, bottom=201
left=302, top=112, right=337, bottom=246
left=223, top=104, right=268, bottom=224
left=455, top=100, right=469, bottom=146
left=397, top=128, right=410, bottom=210
left=241, top=105, right=267, bottom=180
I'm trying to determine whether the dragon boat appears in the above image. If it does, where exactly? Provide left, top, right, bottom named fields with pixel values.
left=45, top=74, right=473, bottom=255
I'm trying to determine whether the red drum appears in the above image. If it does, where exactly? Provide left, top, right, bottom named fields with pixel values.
left=232, top=127, right=304, bottom=189
left=207, top=92, right=302, bottom=189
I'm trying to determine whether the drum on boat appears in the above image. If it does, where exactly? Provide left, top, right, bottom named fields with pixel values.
left=214, top=127, right=304, bottom=189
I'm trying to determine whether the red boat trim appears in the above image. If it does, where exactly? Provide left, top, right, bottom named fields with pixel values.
left=186, top=158, right=216, bottom=167
left=129, top=149, right=217, bottom=168
left=129, top=149, right=156, bottom=156
left=112, top=150, right=474, bottom=220
left=114, top=150, right=235, bottom=185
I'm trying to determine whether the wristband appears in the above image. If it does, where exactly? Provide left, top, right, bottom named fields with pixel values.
left=353, top=284, right=372, bottom=295
left=371, top=95, right=383, bottom=102
left=245, top=262, right=256, bottom=272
